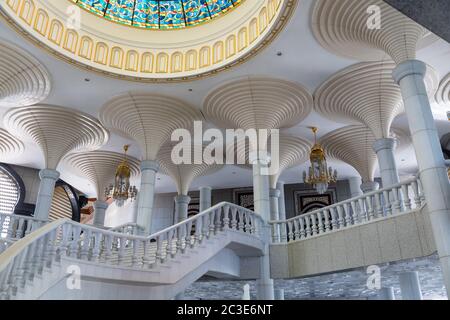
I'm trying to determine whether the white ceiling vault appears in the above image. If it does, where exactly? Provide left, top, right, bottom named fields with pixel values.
left=0, top=0, right=449, bottom=197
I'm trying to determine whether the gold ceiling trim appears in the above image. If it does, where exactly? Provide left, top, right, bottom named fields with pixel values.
left=0, top=0, right=296, bottom=83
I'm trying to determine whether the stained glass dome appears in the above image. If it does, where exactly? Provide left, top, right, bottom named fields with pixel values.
left=71, top=0, right=242, bottom=30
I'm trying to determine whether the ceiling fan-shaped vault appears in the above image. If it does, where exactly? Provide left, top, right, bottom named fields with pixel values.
left=72, top=0, right=242, bottom=30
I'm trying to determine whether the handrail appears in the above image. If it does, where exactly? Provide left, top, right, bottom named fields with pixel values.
left=0, top=202, right=264, bottom=299
left=269, top=177, right=426, bottom=244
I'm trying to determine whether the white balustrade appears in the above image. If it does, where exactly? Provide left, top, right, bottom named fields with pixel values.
left=270, top=178, right=426, bottom=244
left=0, top=202, right=264, bottom=300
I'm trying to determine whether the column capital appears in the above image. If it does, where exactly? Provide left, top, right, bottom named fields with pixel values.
left=94, top=200, right=109, bottom=210
left=392, top=60, right=426, bottom=84
left=140, top=160, right=160, bottom=172
left=373, top=138, right=397, bottom=153
left=39, top=169, right=60, bottom=181
left=361, top=181, right=379, bottom=193
left=249, top=150, right=270, bottom=165
left=174, top=194, right=191, bottom=204
left=269, top=188, right=281, bottom=198
left=199, top=186, right=212, bottom=191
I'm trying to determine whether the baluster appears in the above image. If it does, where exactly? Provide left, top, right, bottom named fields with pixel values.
left=80, top=229, right=91, bottom=260
left=201, top=214, right=209, bottom=240
left=402, top=184, right=412, bottom=211
left=185, top=220, right=193, bottom=248
left=194, top=217, right=202, bottom=245
left=58, top=224, right=69, bottom=258
left=166, top=229, right=175, bottom=259
left=17, top=246, right=31, bottom=288
left=230, top=208, right=238, bottom=230
left=69, top=225, right=81, bottom=258
left=237, top=209, right=244, bottom=232
left=244, top=213, right=252, bottom=234
left=250, top=215, right=257, bottom=235
left=336, top=205, right=345, bottom=229
left=311, top=214, right=318, bottom=236
left=215, top=208, right=222, bottom=232
left=373, top=192, right=383, bottom=218
left=293, top=220, right=300, bottom=240
left=343, top=203, right=352, bottom=225
left=417, top=179, right=426, bottom=203
left=131, top=239, right=139, bottom=267
left=392, top=187, right=401, bottom=214
left=88, top=231, right=99, bottom=263
left=223, top=205, right=231, bottom=229
left=103, top=234, right=113, bottom=263
left=6, top=216, right=15, bottom=239
left=366, top=195, right=374, bottom=220
left=383, top=190, right=392, bottom=215
left=280, top=222, right=288, bottom=242
left=317, top=211, right=325, bottom=234
left=411, top=180, right=422, bottom=208
left=117, top=236, right=126, bottom=265
left=296, top=217, right=304, bottom=239
left=323, top=209, right=331, bottom=232
left=304, top=215, right=311, bottom=237
left=176, top=225, right=185, bottom=254
left=209, top=210, right=217, bottom=235
left=287, top=221, right=294, bottom=241
left=155, top=236, right=163, bottom=265
left=358, top=198, right=367, bottom=222
left=329, top=207, right=338, bottom=230
left=350, top=201, right=359, bottom=224
left=45, top=229, right=58, bottom=268
left=16, top=218, right=25, bottom=239
left=142, top=240, right=150, bottom=267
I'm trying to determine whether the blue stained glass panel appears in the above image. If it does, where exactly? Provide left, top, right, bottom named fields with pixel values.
left=73, top=0, right=241, bottom=30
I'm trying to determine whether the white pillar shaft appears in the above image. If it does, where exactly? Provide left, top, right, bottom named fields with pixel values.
left=394, top=60, right=450, bottom=297
left=252, top=160, right=271, bottom=221
left=373, top=138, right=400, bottom=188
left=348, top=176, right=363, bottom=197
left=274, top=289, right=285, bottom=300
left=93, top=200, right=109, bottom=227
left=378, top=287, right=395, bottom=300
left=269, top=189, right=280, bottom=221
left=399, top=272, right=423, bottom=300
left=136, top=161, right=159, bottom=234
left=276, top=182, right=286, bottom=221
left=34, top=169, right=60, bottom=220
left=199, top=187, right=212, bottom=212
left=175, top=195, right=191, bottom=223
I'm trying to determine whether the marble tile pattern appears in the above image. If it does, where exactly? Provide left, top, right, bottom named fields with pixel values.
left=184, top=254, right=447, bottom=300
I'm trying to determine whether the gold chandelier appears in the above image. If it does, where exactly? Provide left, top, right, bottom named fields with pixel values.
left=105, top=145, right=138, bottom=207
left=303, top=127, right=337, bottom=194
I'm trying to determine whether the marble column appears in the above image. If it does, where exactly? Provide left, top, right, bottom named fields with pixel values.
left=360, top=181, right=379, bottom=193
left=199, top=186, right=212, bottom=212
left=348, top=176, right=363, bottom=197
left=377, top=287, right=395, bottom=300
left=393, top=60, right=450, bottom=296
left=93, top=200, right=109, bottom=227
left=250, top=151, right=274, bottom=300
left=34, top=169, right=60, bottom=220
left=274, top=289, right=285, bottom=300
left=136, top=160, right=159, bottom=234
left=373, top=138, right=400, bottom=188
left=269, top=188, right=280, bottom=221
left=175, top=195, right=191, bottom=223
left=399, top=272, right=423, bottom=300
left=277, top=181, right=287, bottom=241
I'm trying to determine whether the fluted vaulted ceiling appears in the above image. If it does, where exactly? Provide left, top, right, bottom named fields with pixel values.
left=321, top=125, right=411, bottom=182
left=4, top=105, right=109, bottom=170
left=64, top=151, right=140, bottom=200
left=157, top=142, right=222, bottom=196
left=0, top=41, right=51, bottom=108
left=0, top=128, right=24, bottom=160
left=315, top=61, right=438, bottom=139
left=99, top=92, right=202, bottom=161
left=436, top=73, right=450, bottom=106
left=203, top=76, right=313, bottom=132
left=269, top=135, right=311, bottom=188
left=311, top=0, right=430, bottom=64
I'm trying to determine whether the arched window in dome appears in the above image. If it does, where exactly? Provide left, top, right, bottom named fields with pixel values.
left=72, top=0, right=241, bottom=30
